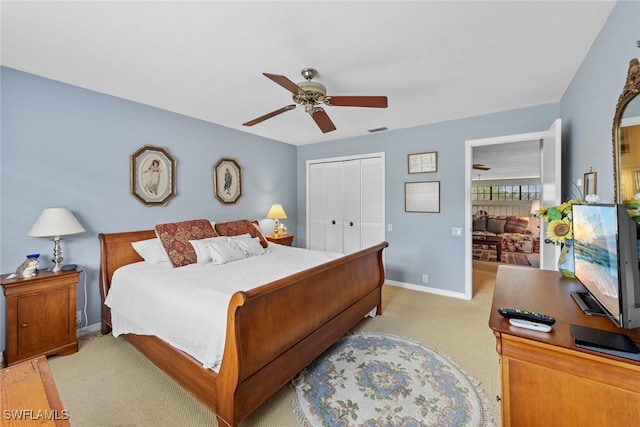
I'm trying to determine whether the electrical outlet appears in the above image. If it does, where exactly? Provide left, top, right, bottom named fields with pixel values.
left=422, top=274, right=428, bottom=283
left=76, top=311, right=81, bottom=325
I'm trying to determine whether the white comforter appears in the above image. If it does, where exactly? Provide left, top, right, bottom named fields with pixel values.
left=105, top=244, right=342, bottom=371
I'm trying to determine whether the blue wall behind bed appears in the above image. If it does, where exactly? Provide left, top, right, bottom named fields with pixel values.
left=0, top=68, right=297, bottom=351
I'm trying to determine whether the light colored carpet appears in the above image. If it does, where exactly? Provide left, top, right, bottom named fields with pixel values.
left=47, top=267, right=501, bottom=426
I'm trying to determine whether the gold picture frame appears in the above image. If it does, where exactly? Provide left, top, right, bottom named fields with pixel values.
left=214, top=158, right=242, bottom=205
left=130, top=145, right=176, bottom=206
left=405, top=181, right=440, bottom=213
left=408, top=151, right=437, bottom=173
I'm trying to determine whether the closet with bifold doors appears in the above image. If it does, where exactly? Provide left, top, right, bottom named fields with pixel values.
left=307, top=153, right=385, bottom=254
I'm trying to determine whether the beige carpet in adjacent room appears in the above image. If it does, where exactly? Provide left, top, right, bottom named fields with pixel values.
left=47, top=264, right=501, bottom=426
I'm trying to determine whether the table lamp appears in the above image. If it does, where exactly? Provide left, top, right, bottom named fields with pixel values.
left=266, top=204, right=287, bottom=237
left=530, top=199, right=541, bottom=217
left=27, top=207, right=85, bottom=272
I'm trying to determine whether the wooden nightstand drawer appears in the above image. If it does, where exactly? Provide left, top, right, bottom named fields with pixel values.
left=265, top=234, right=295, bottom=247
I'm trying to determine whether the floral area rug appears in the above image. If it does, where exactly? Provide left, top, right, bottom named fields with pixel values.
left=292, top=332, right=494, bottom=427
left=472, top=248, right=532, bottom=266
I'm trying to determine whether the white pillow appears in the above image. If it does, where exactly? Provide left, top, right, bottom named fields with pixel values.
left=190, top=236, right=227, bottom=264
left=234, top=236, right=267, bottom=257
left=228, top=233, right=252, bottom=240
left=131, top=238, right=169, bottom=264
left=208, top=239, right=247, bottom=265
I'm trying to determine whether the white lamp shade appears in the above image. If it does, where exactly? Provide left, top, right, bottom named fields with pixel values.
left=530, top=199, right=541, bottom=215
left=266, top=204, right=287, bottom=219
left=27, top=207, right=85, bottom=238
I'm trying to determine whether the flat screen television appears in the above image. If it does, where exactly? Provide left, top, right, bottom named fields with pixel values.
left=572, top=204, right=640, bottom=329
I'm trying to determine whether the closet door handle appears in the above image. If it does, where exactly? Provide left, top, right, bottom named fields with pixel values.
left=331, top=220, right=336, bottom=225
left=349, top=222, right=354, bottom=226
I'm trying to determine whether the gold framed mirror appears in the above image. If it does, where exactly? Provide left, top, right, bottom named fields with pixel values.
left=613, top=58, right=640, bottom=203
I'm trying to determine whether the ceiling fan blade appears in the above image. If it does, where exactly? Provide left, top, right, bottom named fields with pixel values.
left=325, top=96, right=388, bottom=108
left=242, top=104, right=297, bottom=127
left=311, top=108, right=336, bottom=133
left=472, top=164, right=491, bottom=171
left=263, top=73, right=305, bottom=96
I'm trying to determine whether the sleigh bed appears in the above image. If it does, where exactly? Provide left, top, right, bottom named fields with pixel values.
left=99, top=226, right=388, bottom=427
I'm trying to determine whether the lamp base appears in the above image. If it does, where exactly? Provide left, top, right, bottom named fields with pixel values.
left=273, top=219, right=281, bottom=237
left=49, top=263, right=64, bottom=272
left=49, top=238, right=64, bottom=272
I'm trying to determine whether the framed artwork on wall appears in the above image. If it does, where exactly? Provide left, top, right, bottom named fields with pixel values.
left=405, top=181, right=440, bottom=213
left=214, top=158, right=242, bottom=205
left=130, top=145, right=176, bottom=206
left=408, top=151, right=437, bottom=173
left=583, top=170, right=597, bottom=201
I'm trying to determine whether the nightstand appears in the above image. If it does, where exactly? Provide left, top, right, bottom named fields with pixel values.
left=1, top=269, right=80, bottom=366
left=265, top=234, right=295, bottom=247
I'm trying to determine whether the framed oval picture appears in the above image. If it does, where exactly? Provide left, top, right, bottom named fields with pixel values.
left=213, top=158, right=242, bottom=205
left=130, top=145, right=177, bottom=206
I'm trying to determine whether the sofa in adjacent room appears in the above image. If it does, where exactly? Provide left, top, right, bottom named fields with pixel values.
left=472, top=213, right=536, bottom=254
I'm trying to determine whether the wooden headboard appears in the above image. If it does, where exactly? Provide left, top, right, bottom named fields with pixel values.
left=98, top=229, right=156, bottom=332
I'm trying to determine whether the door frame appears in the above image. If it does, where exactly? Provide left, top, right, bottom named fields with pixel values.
left=464, top=120, right=561, bottom=298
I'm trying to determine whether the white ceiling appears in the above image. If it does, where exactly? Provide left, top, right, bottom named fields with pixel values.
left=1, top=1, right=615, bottom=148
left=473, top=140, right=541, bottom=181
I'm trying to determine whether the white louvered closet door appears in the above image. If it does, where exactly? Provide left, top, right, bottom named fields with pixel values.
left=360, top=157, right=384, bottom=249
left=342, top=159, right=362, bottom=254
left=307, top=155, right=384, bottom=254
left=308, top=163, right=327, bottom=251
left=324, top=162, right=345, bottom=253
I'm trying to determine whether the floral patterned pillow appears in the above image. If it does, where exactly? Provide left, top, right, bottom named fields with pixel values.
left=214, top=219, right=269, bottom=248
left=155, top=219, right=217, bottom=267
left=504, top=216, right=530, bottom=234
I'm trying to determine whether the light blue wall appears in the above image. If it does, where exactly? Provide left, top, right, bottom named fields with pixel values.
left=561, top=0, right=640, bottom=204
left=0, top=68, right=297, bottom=350
left=297, top=104, right=560, bottom=292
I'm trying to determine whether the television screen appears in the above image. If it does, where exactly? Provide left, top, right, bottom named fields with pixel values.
left=573, top=205, right=621, bottom=320
left=572, top=204, right=640, bottom=329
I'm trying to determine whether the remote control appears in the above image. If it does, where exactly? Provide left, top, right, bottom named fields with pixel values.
left=509, top=318, right=553, bottom=332
left=498, top=307, right=556, bottom=325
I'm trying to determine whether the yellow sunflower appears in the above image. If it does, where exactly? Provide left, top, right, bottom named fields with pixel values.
left=547, top=218, right=573, bottom=243
left=535, top=205, right=549, bottom=219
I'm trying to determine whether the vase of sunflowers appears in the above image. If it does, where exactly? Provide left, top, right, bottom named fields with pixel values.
left=536, top=199, right=581, bottom=278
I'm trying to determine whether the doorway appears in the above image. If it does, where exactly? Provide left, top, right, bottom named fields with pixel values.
left=464, top=119, right=561, bottom=298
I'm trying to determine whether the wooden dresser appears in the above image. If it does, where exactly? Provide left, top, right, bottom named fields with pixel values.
left=489, top=266, right=640, bottom=426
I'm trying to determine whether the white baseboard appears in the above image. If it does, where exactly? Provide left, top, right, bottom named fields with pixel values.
left=76, top=322, right=102, bottom=337
left=385, top=280, right=469, bottom=300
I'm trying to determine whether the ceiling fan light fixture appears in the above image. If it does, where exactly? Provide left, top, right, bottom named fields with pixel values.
left=244, top=68, right=387, bottom=133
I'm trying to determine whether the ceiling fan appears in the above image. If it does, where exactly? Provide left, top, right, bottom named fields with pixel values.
left=243, top=68, right=388, bottom=133
left=472, top=163, right=491, bottom=171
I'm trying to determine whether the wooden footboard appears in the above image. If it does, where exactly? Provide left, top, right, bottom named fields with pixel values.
left=99, top=230, right=388, bottom=427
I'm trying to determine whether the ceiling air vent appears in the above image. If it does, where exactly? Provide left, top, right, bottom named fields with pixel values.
left=367, top=127, right=388, bottom=133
